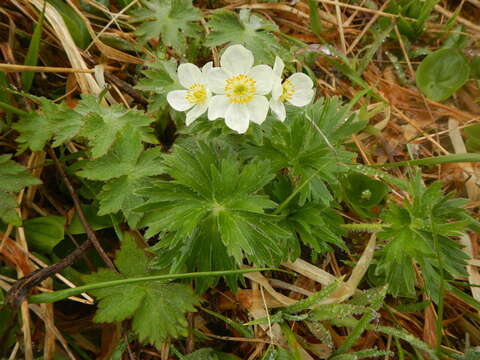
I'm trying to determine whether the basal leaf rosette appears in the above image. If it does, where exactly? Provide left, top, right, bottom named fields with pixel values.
left=270, top=56, right=315, bottom=122
left=167, top=62, right=213, bottom=125
left=207, top=44, right=274, bottom=133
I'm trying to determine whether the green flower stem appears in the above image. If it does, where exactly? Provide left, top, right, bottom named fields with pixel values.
left=273, top=170, right=322, bottom=215
left=28, top=268, right=276, bottom=304
left=371, top=153, right=480, bottom=168
left=340, top=223, right=386, bottom=233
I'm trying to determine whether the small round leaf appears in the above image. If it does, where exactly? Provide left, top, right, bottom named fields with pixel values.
left=416, top=48, right=469, bottom=101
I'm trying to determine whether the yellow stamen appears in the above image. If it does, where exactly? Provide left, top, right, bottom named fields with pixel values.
left=279, top=79, right=295, bottom=102
left=186, top=83, right=207, bottom=105
left=224, top=74, right=256, bottom=104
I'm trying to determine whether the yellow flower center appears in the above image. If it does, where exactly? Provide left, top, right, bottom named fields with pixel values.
left=279, top=79, right=295, bottom=102
left=224, top=74, right=256, bottom=104
left=186, top=83, right=207, bottom=105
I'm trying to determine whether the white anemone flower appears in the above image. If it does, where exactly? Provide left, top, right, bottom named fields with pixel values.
left=270, top=56, right=315, bottom=122
left=207, top=44, right=274, bottom=134
left=167, top=62, right=213, bottom=126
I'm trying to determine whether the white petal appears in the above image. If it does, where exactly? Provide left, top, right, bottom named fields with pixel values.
left=220, top=44, right=254, bottom=75
left=225, top=103, right=250, bottom=134
left=247, top=65, right=274, bottom=95
left=288, top=72, right=314, bottom=91
left=186, top=103, right=208, bottom=126
left=178, top=63, right=202, bottom=88
left=247, top=96, right=269, bottom=125
left=202, top=61, right=213, bottom=74
left=271, top=78, right=283, bottom=101
left=273, top=56, right=284, bottom=77
left=167, top=90, right=194, bottom=111
left=207, top=68, right=228, bottom=94
left=288, top=88, right=315, bottom=107
left=269, top=98, right=286, bottom=122
left=208, top=95, right=230, bottom=120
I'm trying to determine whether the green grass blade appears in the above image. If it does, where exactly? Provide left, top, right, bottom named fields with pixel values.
left=0, top=101, right=28, bottom=116
left=306, top=0, right=323, bottom=40
left=331, top=312, right=375, bottom=357
left=22, top=1, right=45, bottom=92
left=371, top=153, right=480, bottom=168
left=28, top=268, right=276, bottom=304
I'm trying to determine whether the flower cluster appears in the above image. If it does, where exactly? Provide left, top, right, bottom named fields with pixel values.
left=167, top=45, right=315, bottom=133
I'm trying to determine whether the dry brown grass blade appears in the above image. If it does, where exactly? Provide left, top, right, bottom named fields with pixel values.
left=346, top=0, right=390, bottom=54
left=28, top=0, right=101, bottom=94
left=283, top=258, right=337, bottom=286
left=243, top=270, right=297, bottom=306
left=0, top=63, right=94, bottom=73
left=319, top=234, right=377, bottom=305
left=459, top=233, right=480, bottom=307
left=64, top=0, right=143, bottom=65
left=448, top=119, right=479, bottom=200
left=434, top=4, right=480, bottom=34
left=41, top=278, right=55, bottom=360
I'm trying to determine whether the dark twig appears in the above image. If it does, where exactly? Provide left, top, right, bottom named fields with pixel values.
left=6, top=148, right=116, bottom=307
left=47, top=148, right=115, bottom=270
left=6, top=240, right=93, bottom=307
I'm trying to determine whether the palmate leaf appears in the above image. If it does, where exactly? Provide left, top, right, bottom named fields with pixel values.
left=77, top=129, right=163, bottom=227
left=13, top=95, right=157, bottom=157
left=83, top=234, right=199, bottom=348
left=13, top=96, right=83, bottom=152
left=205, top=9, right=291, bottom=64
left=131, top=0, right=201, bottom=54
left=75, top=96, right=157, bottom=158
left=135, top=58, right=179, bottom=113
left=136, top=141, right=293, bottom=291
left=245, top=98, right=366, bottom=206
left=268, top=176, right=346, bottom=256
left=375, top=177, right=474, bottom=300
left=0, top=155, right=41, bottom=226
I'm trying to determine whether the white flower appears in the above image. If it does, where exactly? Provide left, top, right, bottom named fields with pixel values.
left=207, top=44, right=274, bottom=134
left=270, top=56, right=315, bottom=122
left=167, top=62, right=213, bottom=126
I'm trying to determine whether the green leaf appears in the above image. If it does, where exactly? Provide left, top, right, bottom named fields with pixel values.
left=182, top=348, right=241, bottom=360
left=77, top=129, right=164, bottom=227
left=245, top=97, right=364, bottom=206
left=83, top=233, right=199, bottom=348
left=331, top=349, right=392, bottom=360
left=24, top=216, right=65, bottom=253
left=13, top=96, right=83, bottom=152
left=68, top=204, right=120, bottom=234
left=268, top=172, right=347, bottom=255
left=46, top=0, right=91, bottom=49
left=75, top=95, right=157, bottom=158
left=136, top=141, right=291, bottom=291
left=205, top=9, right=291, bottom=64
left=22, top=2, right=45, bottom=92
left=135, top=58, right=180, bottom=113
left=0, top=154, right=41, bottom=226
left=343, top=173, right=388, bottom=209
left=380, top=0, right=439, bottom=40
left=306, top=0, right=322, bottom=39
left=131, top=0, right=202, bottom=54
left=374, top=325, right=438, bottom=359
left=471, top=56, right=480, bottom=79
left=416, top=48, right=470, bottom=101
left=464, top=123, right=480, bottom=152
left=283, top=280, right=340, bottom=314
left=372, top=152, right=480, bottom=168
left=375, top=178, right=472, bottom=300
left=331, top=312, right=376, bottom=356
